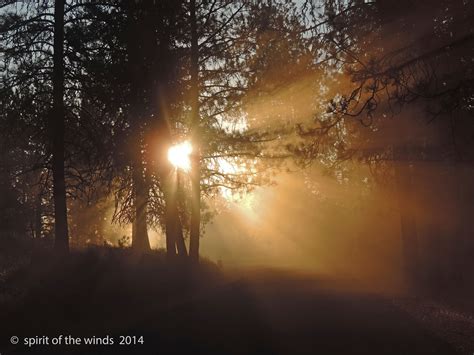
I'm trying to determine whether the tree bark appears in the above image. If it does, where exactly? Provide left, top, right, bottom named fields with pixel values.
left=131, top=164, right=151, bottom=252
left=125, top=2, right=151, bottom=252
left=176, top=214, right=188, bottom=257
left=52, top=0, right=69, bottom=253
left=164, top=172, right=178, bottom=258
left=175, top=171, right=188, bottom=257
left=189, top=0, right=201, bottom=262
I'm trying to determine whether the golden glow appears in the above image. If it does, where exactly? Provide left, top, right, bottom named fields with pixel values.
left=168, top=141, right=192, bottom=171
left=215, top=157, right=249, bottom=201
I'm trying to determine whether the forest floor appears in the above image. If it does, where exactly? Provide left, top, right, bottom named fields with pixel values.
left=0, top=245, right=473, bottom=355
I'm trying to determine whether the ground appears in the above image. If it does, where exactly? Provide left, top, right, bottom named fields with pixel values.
left=0, top=249, right=473, bottom=355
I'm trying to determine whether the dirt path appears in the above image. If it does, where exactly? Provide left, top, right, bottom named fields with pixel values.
left=137, top=270, right=458, bottom=355
left=2, top=269, right=460, bottom=355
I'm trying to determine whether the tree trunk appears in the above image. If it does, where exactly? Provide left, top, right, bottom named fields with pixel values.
left=162, top=166, right=192, bottom=258
left=125, top=2, right=151, bottom=252
left=189, top=0, right=201, bottom=262
left=189, top=164, right=200, bottom=261
left=52, top=0, right=69, bottom=253
left=131, top=164, right=151, bottom=252
left=176, top=214, right=188, bottom=257
left=175, top=171, right=188, bottom=257
left=164, top=173, right=178, bottom=258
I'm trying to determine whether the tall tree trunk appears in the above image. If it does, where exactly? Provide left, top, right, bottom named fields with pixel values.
left=164, top=172, right=178, bottom=258
left=176, top=214, right=188, bottom=257
left=131, top=162, right=151, bottom=252
left=161, top=165, right=190, bottom=258
left=175, top=171, right=188, bottom=257
left=52, top=0, right=69, bottom=253
left=394, top=146, right=419, bottom=284
left=161, top=165, right=188, bottom=258
left=126, top=2, right=151, bottom=252
left=189, top=0, right=201, bottom=262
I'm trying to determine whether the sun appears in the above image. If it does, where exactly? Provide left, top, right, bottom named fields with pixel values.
left=168, top=141, right=192, bottom=171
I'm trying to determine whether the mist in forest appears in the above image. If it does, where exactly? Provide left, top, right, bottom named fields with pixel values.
left=2, top=0, right=474, bottom=354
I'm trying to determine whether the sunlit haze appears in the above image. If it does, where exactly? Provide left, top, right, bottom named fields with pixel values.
left=167, top=141, right=192, bottom=171
left=2, top=1, right=474, bottom=352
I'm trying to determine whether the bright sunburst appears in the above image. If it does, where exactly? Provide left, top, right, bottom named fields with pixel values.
left=168, top=141, right=192, bottom=171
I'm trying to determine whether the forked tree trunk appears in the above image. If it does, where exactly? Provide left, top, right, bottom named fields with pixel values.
left=52, top=0, right=69, bottom=253
left=162, top=169, right=188, bottom=258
